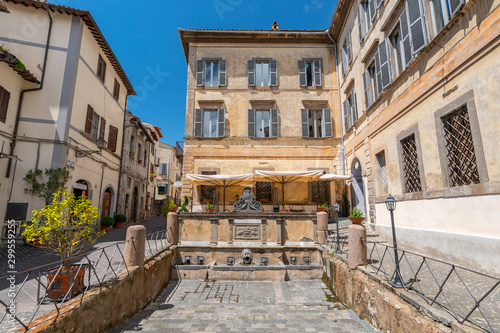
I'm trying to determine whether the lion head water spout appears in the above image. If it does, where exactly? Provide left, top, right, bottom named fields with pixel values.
left=241, top=249, right=253, bottom=265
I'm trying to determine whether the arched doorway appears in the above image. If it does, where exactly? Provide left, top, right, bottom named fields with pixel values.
left=131, top=186, right=138, bottom=222
left=73, top=180, right=89, bottom=198
left=351, top=158, right=366, bottom=216
left=101, top=187, right=114, bottom=218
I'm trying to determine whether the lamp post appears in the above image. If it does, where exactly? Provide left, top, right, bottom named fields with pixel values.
left=333, top=203, right=341, bottom=253
left=386, top=194, right=404, bottom=288
left=75, top=137, right=107, bottom=158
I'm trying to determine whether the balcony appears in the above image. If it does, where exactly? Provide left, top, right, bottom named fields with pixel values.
left=176, top=141, right=184, bottom=157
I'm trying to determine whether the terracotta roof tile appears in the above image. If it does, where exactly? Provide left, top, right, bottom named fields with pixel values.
left=0, top=49, right=40, bottom=83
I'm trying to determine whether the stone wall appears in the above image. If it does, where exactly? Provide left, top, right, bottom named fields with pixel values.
left=24, top=247, right=177, bottom=333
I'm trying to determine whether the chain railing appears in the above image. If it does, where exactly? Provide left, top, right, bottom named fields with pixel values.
left=0, top=228, right=172, bottom=332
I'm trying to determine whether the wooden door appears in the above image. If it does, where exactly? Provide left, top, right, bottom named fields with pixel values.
left=102, top=192, right=112, bottom=217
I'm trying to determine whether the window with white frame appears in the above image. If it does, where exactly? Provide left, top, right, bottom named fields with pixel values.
left=343, top=87, right=358, bottom=130
left=341, top=30, right=352, bottom=76
left=157, top=184, right=166, bottom=195
left=159, top=163, right=167, bottom=175
left=84, top=105, right=105, bottom=141
left=301, top=109, right=333, bottom=138
left=363, top=60, right=377, bottom=109
left=194, top=108, right=225, bottom=138
left=389, top=24, right=404, bottom=78
left=248, top=59, right=278, bottom=87
left=298, top=59, right=322, bottom=87
left=248, top=109, right=279, bottom=138
left=196, top=59, right=226, bottom=87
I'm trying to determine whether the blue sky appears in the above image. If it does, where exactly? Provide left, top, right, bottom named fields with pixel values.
left=52, top=0, right=337, bottom=145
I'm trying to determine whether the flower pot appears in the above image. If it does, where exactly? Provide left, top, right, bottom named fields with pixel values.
left=205, top=209, right=215, bottom=213
left=279, top=209, right=290, bottom=213
left=46, top=265, right=86, bottom=299
left=317, top=207, right=327, bottom=212
left=33, top=239, right=44, bottom=247
left=100, top=225, right=111, bottom=233
left=203, top=199, right=213, bottom=203
left=114, top=222, right=124, bottom=229
left=259, top=199, right=269, bottom=203
left=348, top=217, right=365, bottom=224
left=168, top=207, right=177, bottom=212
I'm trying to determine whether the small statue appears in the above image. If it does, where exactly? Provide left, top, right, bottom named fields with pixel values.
left=233, top=186, right=262, bottom=212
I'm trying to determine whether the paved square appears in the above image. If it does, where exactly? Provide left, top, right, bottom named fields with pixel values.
left=112, top=280, right=372, bottom=333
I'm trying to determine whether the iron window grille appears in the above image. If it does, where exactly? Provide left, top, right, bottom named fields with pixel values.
left=311, top=181, right=328, bottom=202
left=401, top=134, right=422, bottom=193
left=200, top=171, right=216, bottom=201
left=256, top=182, right=272, bottom=201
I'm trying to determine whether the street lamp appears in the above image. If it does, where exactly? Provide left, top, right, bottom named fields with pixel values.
left=385, top=194, right=405, bottom=288
left=75, top=137, right=107, bottom=158
left=333, top=203, right=341, bottom=253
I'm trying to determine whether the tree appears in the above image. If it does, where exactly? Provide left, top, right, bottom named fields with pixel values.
left=24, top=168, right=71, bottom=205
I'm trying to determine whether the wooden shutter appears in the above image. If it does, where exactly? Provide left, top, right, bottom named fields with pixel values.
left=247, top=60, right=256, bottom=86
left=407, top=0, right=427, bottom=54
left=298, top=60, right=306, bottom=86
left=374, top=51, right=383, bottom=97
left=351, top=91, right=358, bottom=123
left=270, top=60, right=278, bottom=86
left=217, top=108, right=225, bottom=137
left=341, top=47, right=347, bottom=76
left=219, top=60, right=227, bottom=86
left=343, top=99, right=350, bottom=130
left=194, top=109, right=202, bottom=137
left=313, top=59, right=322, bottom=86
left=400, top=9, right=413, bottom=67
left=363, top=69, right=371, bottom=108
left=108, top=125, right=118, bottom=152
left=248, top=109, right=256, bottom=137
left=323, top=109, right=333, bottom=137
left=196, top=60, right=204, bottom=86
left=0, top=86, right=10, bottom=123
left=301, top=109, right=309, bottom=137
left=346, top=30, right=352, bottom=64
left=448, top=0, right=464, bottom=17
left=85, top=105, right=94, bottom=134
left=271, top=109, right=279, bottom=137
left=378, top=40, right=391, bottom=89
left=369, top=0, right=376, bottom=21
left=358, top=6, right=365, bottom=43
left=99, top=117, right=106, bottom=140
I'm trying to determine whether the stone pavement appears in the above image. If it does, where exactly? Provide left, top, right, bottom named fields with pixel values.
left=112, top=280, right=374, bottom=333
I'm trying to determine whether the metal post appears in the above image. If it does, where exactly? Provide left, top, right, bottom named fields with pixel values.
left=281, top=183, right=285, bottom=209
left=389, top=209, right=404, bottom=288
left=335, top=209, right=341, bottom=254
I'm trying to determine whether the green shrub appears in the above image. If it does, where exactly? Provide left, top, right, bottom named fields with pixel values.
left=350, top=208, right=364, bottom=218
left=101, top=216, right=114, bottom=226
left=181, top=195, right=189, bottom=212
left=113, top=214, right=127, bottom=223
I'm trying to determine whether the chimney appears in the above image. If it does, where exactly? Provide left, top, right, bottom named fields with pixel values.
left=271, top=21, right=279, bottom=31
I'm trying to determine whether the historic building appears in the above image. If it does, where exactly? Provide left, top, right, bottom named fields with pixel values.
left=0, top=0, right=135, bottom=239
left=178, top=25, right=344, bottom=212
left=155, top=141, right=183, bottom=205
left=330, top=0, right=500, bottom=274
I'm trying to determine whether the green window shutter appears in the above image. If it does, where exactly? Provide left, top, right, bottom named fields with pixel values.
left=351, top=91, right=358, bottom=123
left=343, top=100, right=351, bottom=130
left=313, top=59, right=322, bottom=86
left=196, top=60, right=204, bottom=86
left=217, top=108, right=225, bottom=137
left=301, top=109, right=309, bottom=137
left=363, top=69, right=371, bottom=108
left=369, top=0, right=376, bottom=21
left=341, top=47, right=347, bottom=76
left=248, top=109, right=256, bottom=137
left=358, top=6, right=365, bottom=44
left=378, top=40, right=392, bottom=89
left=248, top=60, right=256, bottom=87
left=271, top=109, right=279, bottom=137
left=323, top=109, right=333, bottom=138
left=407, top=0, right=427, bottom=54
left=270, top=60, right=278, bottom=86
left=219, top=60, right=227, bottom=86
left=399, top=9, right=413, bottom=67
left=298, top=60, right=306, bottom=87
left=194, top=108, right=202, bottom=137
left=374, top=50, right=383, bottom=97
left=346, top=30, right=352, bottom=64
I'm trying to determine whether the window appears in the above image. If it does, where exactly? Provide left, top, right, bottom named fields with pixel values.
left=143, top=149, right=147, bottom=166
left=389, top=25, right=404, bottom=78
left=363, top=61, right=377, bottom=108
left=428, top=0, right=463, bottom=36
left=299, top=59, right=322, bottom=87
left=311, top=181, right=328, bottom=202
left=85, top=105, right=104, bottom=140
left=127, top=177, right=131, bottom=188
left=196, top=59, right=226, bottom=87
left=248, top=109, right=279, bottom=138
left=97, top=55, right=106, bottom=83
left=248, top=59, right=278, bottom=87
left=343, top=88, right=358, bottom=130
left=341, top=30, right=352, bottom=76
left=359, top=0, right=372, bottom=42
left=375, top=151, right=388, bottom=194
left=194, top=108, right=225, bottom=138
left=0, top=85, right=10, bottom=123
left=138, top=144, right=142, bottom=162
left=107, top=125, right=118, bottom=152
left=406, top=0, right=427, bottom=54
left=301, top=109, right=333, bottom=138
left=400, top=134, right=422, bottom=193
left=159, top=163, right=167, bottom=175
left=200, top=171, right=216, bottom=201
left=441, top=105, right=480, bottom=187
left=130, top=136, right=135, bottom=154
left=157, top=184, right=166, bottom=195
left=256, top=182, right=272, bottom=201
left=113, top=79, right=120, bottom=101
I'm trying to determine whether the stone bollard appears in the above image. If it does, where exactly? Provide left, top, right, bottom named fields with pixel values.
left=167, top=212, right=178, bottom=244
left=317, top=212, right=328, bottom=245
left=348, top=224, right=367, bottom=269
left=124, top=225, right=146, bottom=268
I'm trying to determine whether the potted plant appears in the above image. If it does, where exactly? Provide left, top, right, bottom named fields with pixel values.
left=259, top=197, right=269, bottom=203
left=113, top=214, right=127, bottom=229
left=100, top=216, right=114, bottom=233
left=22, top=188, right=103, bottom=299
left=205, top=202, right=215, bottom=213
left=279, top=204, right=290, bottom=213
left=348, top=208, right=365, bottom=224
left=167, top=200, right=178, bottom=212
left=181, top=195, right=190, bottom=212
left=202, top=198, right=213, bottom=203
left=317, top=195, right=327, bottom=212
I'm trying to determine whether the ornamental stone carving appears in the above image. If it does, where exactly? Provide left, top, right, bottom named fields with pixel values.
left=241, top=249, right=253, bottom=265
left=235, top=225, right=260, bottom=239
left=233, top=187, right=262, bottom=212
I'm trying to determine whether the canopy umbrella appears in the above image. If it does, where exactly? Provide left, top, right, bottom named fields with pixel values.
left=186, top=174, right=254, bottom=212
left=254, top=170, right=323, bottom=208
left=319, top=174, right=352, bottom=206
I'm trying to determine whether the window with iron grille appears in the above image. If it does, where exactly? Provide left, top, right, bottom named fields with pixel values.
left=441, top=105, right=480, bottom=187
left=256, top=182, right=272, bottom=201
left=311, top=181, right=328, bottom=202
left=400, top=134, right=422, bottom=193
left=200, top=171, right=216, bottom=201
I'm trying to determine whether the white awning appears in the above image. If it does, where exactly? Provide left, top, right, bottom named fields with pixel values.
left=254, top=170, right=323, bottom=184
left=319, top=174, right=352, bottom=181
left=186, top=174, right=254, bottom=187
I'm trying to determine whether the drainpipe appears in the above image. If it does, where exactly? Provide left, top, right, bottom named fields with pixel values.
left=326, top=31, right=346, bottom=175
left=6, top=6, right=53, bottom=178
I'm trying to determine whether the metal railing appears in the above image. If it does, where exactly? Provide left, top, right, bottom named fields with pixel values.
left=0, top=229, right=172, bottom=332
left=335, top=240, right=499, bottom=333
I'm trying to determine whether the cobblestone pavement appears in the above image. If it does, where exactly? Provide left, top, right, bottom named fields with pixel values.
left=113, top=280, right=373, bottom=333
